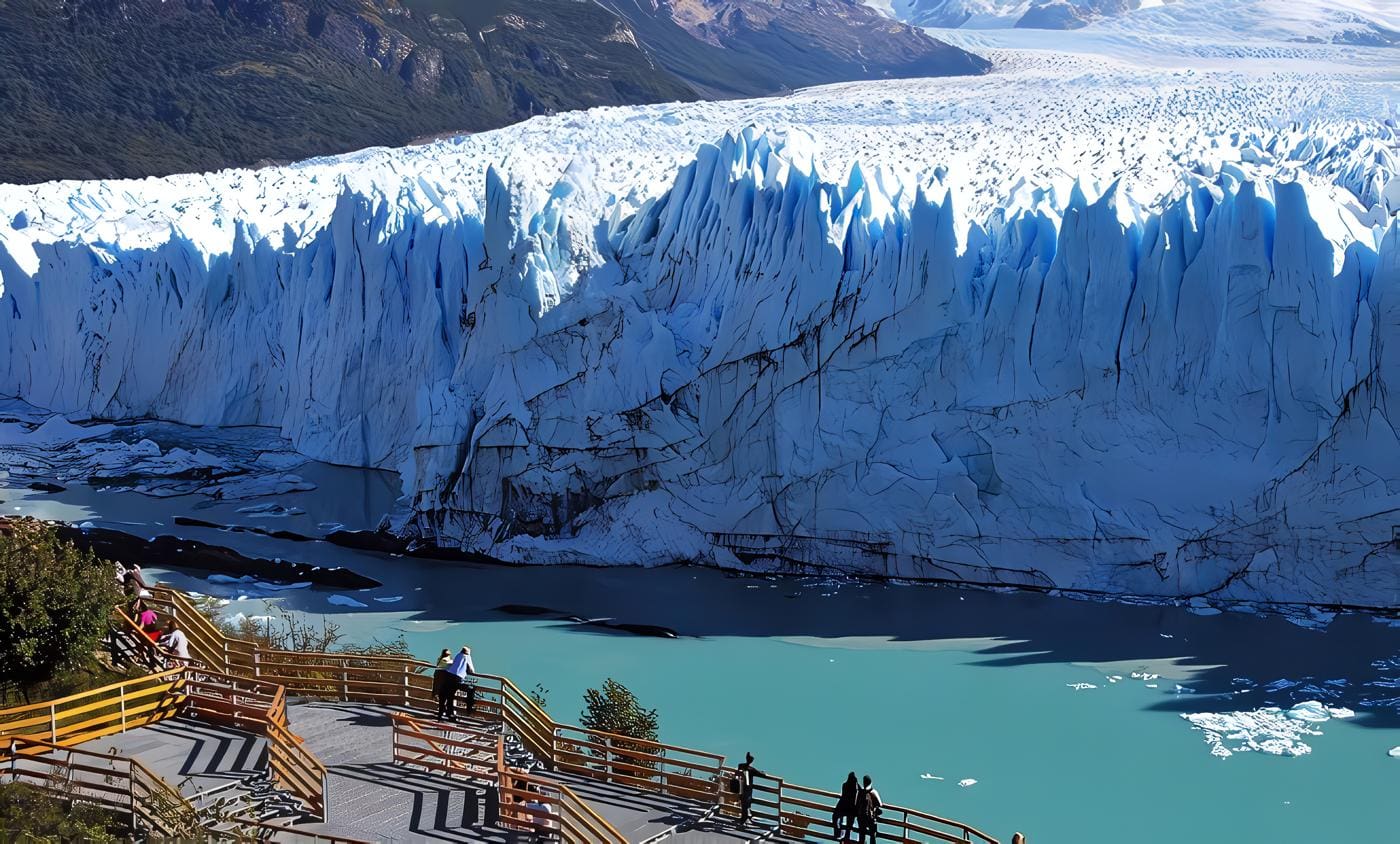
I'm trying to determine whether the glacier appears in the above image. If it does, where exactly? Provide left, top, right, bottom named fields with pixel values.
left=1, top=65, right=1399, bottom=609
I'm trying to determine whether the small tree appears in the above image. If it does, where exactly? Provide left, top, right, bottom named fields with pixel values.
left=580, top=678, right=659, bottom=743
left=0, top=521, right=121, bottom=699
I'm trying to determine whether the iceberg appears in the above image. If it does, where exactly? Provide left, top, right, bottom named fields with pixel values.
left=0, top=85, right=1397, bottom=609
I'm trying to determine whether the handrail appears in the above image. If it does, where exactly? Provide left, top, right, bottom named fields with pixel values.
left=390, top=713, right=499, bottom=784
left=1, top=734, right=203, bottom=838
left=0, top=668, right=186, bottom=746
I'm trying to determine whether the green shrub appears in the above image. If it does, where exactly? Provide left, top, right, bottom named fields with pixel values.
left=0, top=781, right=123, bottom=843
left=580, top=678, right=659, bottom=743
left=0, top=522, right=121, bottom=701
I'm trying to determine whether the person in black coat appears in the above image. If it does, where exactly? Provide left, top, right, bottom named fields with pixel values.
left=431, top=649, right=452, bottom=719
left=833, top=771, right=859, bottom=840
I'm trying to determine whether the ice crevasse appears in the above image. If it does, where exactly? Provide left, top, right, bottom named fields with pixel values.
left=1, top=125, right=1398, bottom=607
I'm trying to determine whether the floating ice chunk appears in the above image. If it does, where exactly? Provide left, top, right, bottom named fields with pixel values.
left=919, top=773, right=944, bottom=780
left=958, top=779, right=977, bottom=788
left=236, top=502, right=306, bottom=517
left=327, top=594, right=369, bottom=608
left=207, top=574, right=257, bottom=584
left=374, top=596, right=404, bottom=603
left=1182, top=704, right=1340, bottom=759
left=1067, top=683, right=1097, bottom=691
left=1389, top=747, right=1400, bottom=758
left=1285, top=701, right=1330, bottom=723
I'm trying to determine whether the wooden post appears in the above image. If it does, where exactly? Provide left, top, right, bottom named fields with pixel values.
left=48, top=703, right=57, bottom=742
left=119, top=686, right=127, bottom=733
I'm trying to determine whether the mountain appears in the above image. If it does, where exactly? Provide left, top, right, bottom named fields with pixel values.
left=0, top=0, right=988, bottom=184
left=0, top=0, right=695, bottom=184
left=600, top=0, right=989, bottom=98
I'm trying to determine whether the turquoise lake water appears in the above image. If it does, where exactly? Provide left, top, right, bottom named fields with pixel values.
left=3, top=456, right=1397, bottom=843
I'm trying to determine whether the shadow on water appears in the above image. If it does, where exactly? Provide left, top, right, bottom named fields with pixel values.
left=179, top=544, right=1400, bottom=730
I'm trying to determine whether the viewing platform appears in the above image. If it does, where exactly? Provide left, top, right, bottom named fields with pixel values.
left=0, top=586, right=1023, bottom=843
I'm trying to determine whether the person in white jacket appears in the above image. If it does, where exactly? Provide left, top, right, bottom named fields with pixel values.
left=445, top=646, right=476, bottom=718
left=158, top=619, right=190, bottom=664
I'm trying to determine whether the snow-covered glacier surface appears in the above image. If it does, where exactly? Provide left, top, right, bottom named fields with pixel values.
left=1, top=49, right=1399, bottom=608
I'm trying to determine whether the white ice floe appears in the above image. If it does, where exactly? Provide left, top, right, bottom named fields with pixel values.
left=919, top=773, right=944, bottom=780
left=1067, top=683, right=1097, bottom=691
left=374, top=596, right=404, bottom=603
left=327, top=595, right=369, bottom=608
left=1389, top=747, right=1400, bottom=758
left=958, top=779, right=978, bottom=788
left=1182, top=701, right=1356, bottom=758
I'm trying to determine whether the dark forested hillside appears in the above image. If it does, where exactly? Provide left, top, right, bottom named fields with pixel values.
left=0, top=0, right=988, bottom=183
left=0, top=0, right=696, bottom=183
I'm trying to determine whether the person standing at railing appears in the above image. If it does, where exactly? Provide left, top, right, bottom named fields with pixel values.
left=130, top=597, right=159, bottom=636
left=432, top=648, right=453, bottom=720
left=734, top=752, right=766, bottom=828
left=445, top=645, right=476, bottom=721
left=158, top=619, right=191, bottom=664
left=833, top=771, right=859, bottom=840
left=856, top=775, right=883, bottom=844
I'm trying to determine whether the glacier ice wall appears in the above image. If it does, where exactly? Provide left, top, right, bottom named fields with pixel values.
left=2, top=126, right=1399, bottom=608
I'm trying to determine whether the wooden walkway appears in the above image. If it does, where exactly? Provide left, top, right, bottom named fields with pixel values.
left=73, top=702, right=772, bottom=842
left=2, top=586, right=1018, bottom=843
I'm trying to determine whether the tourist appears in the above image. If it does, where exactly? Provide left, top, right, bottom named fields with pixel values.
left=735, top=752, right=765, bottom=828
left=856, top=775, right=882, bottom=844
left=158, top=619, right=190, bottom=664
left=123, top=563, right=148, bottom=593
left=833, top=771, right=859, bottom=840
left=131, top=597, right=159, bottom=632
left=521, top=784, right=559, bottom=840
left=447, top=645, right=477, bottom=717
left=432, top=648, right=453, bottom=720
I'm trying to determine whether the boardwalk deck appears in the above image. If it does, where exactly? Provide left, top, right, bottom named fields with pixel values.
left=76, top=716, right=267, bottom=797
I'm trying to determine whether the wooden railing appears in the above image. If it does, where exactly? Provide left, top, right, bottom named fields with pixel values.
left=752, top=776, right=1002, bottom=843
left=1, top=735, right=202, bottom=838
left=499, top=766, right=627, bottom=844
left=0, top=668, right=186, bottom=746
left=388, top=713, right=627, bottom=843
left=554, top=723, right=727, bottom=804
left=390, top=712, right=499, bottom=784
left=182, top=665, right=327, bottom=821
left=146, top=585, right=1020, bottom=842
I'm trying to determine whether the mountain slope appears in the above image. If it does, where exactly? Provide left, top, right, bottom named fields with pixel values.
left=0, top=0, right=695, bottom=184
left=0, top=0, right=989, bottom=184
left=602, top=0, right=990, bottom=98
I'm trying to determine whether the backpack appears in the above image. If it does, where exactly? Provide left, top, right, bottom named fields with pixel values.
left=857, top=787, right=881, bottom=820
